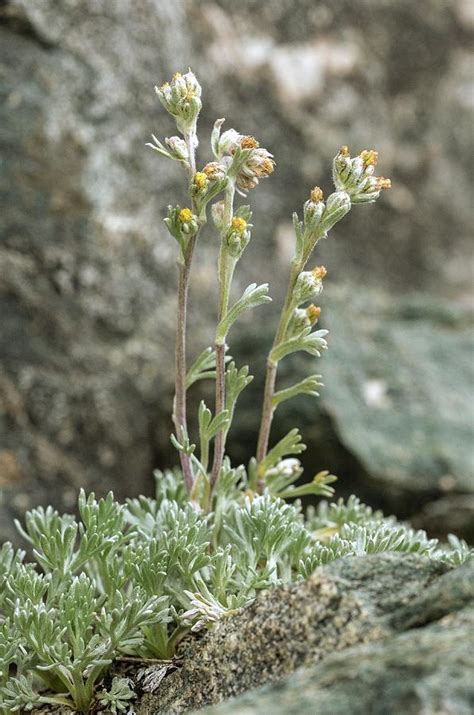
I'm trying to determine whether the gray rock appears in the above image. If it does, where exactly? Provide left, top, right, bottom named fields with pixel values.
left=132, top=555, right=474, bottom=714
left=1, top=0, right=473, bottom=541
left=200, top=607, right=474, bottom=715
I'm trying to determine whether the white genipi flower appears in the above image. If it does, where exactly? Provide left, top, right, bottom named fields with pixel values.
left=265, top=458, right=302, bottom=480
left=332, top=145, right=391, bottom=203
left=212, top=122, right=275, bottom=194
left=293, top=265, right=327, bottom=305
left=155, top=70, right=202, bottom=135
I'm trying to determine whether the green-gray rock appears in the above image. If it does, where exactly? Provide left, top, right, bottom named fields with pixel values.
left=200, top=608, right=474, bottom=715
left=132, top=555, right=474, bottom=714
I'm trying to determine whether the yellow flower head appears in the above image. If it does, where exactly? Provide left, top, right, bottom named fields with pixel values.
left=193, top=172, right=208, bottom=190
left=310, top=186, right=324, bottom=203
left=376, top=176, right=392, bottom=190
left=306, top=304, right=321, bottom=325
left=178, top=208, right=193, bottom=223
left=360, top=149, right=378, bottom=167
left=231, top=217, right=247, bottom=234
left=240, top=135, right=260, bottom=150
left=203, top=162, right=224, bottom=179
left=312, top=265, right=327, bottom=281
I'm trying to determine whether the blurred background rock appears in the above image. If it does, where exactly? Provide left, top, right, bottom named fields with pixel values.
left=1, top=0, right=473, bottom=543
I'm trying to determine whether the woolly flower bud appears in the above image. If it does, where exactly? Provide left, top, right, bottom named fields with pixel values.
left=234, top=147, right=275, bottom=193
left=155, top=70, right=202, bottom=134
left=306, top=304, right=321, bottom=325
left=265, top=458, right=302, bottom=480
left=177, top=207, right=198, bottom=234
left=288, top=307, right=311, bottom=336
left=193, top=172, right=208, bottom=191
left=179, top=208, right=193, bottom=223
left=312, top=266, right=327, bottom=280
left=293, top=267, right=326, bottom=304
left=217, top=128, right=244, bottom=156
left=203, top=162, right=226, bottom=181
left=320, top=191, right=351, bottom=233
left=231, top=217, right=247, bottom=234
left=332, top=146, right=391, bottom=204
left=164, top=136, right=189, bottom=161
left=164, top=205, right=199, bottom=245
left=225, top=216, right=251, bottom=257
left=304, top=186, right=325, bottom=233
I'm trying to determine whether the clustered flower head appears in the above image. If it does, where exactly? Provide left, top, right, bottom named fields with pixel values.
left=225, top=215, right=252, bottom=257
left=155, top=70, right=202, bottom=134
left=304, top=186, right=326, bottom=231
left=164, top=136, right=189, bottom=161
left=293, top=265, right=327, bottom=305
left=213, top=122, right=275, bottom=195
left=333, top=145, right=391, bottom=203
left=288, top=303, right=322, bottom=336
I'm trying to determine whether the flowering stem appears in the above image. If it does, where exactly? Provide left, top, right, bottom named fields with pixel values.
left=172, top=127, right=198, bottom=494
left=173, top=243, right=197, bottom=493
left=256, top=258, right=303, bottom=467
left=210, top=181, right=236, bottom=490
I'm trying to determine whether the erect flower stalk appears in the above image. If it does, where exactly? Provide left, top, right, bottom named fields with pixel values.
left=210, top=180, right=236, bottom=490
left=256, top=259, right=305, bottom=467
left=172, top=184, right=198, bottom=492
left=164, top=72, right=202, bottom=494
left=256, top=145, right=391, bottom=477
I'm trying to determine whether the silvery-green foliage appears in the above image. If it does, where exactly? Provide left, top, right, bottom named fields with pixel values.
left=97, top=677, right=135, bottom=713
left=1, top=486, right=471, bottom=713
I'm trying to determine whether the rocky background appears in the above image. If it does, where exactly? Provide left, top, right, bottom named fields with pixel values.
left=1, top=0, right=473, bottom=543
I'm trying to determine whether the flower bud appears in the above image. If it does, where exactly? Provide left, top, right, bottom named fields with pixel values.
left=164, top=205, right=199, bottom=246
left=320, top=191, right=351, bottom=233
left=178, top=207, right=198, bottom=234
left=233, top=147, right=275, bottom=193
left=306, top=304, right=321, bottom=325
left=332, top=146, right=391, bottom=204
left=155, top=70, right=202, bottom=135
left=164, top=136, right=189, bottom=161
left=225, top=216, right=251, bottom=257
left=203, top=162, right=227, bottom=181
left=193, top=172, right=209, bottom=192
left=293, top=268, right=325, bottom=305
left=217, top=128, right=244, bottom=156
left=312, top=266, right=327, bottom=280
left=288, top=308, right=311, bottom=336
left=265, top=458, right=302, bottom=481
left=303, top=186, right=325, bottom=233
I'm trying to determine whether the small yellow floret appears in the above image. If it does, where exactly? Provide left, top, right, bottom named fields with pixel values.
left=160, top=82, right=170, bottom=91
left=376, top=177, right=392, bottom=190
left=339, top=145, right=350, bottom=157
left=360, top=149, right=379, bottom=167
left=172, top=72, right=182, bottom=81
left=194, top=172, right=208, bottom=190
left=178, top=208, right=193, bottom=223
left=312, top=265, right=327, bottom=281
left=310, top=186, right=324, bottom=203
left=306, top=304, right=321, bottom=324
left=231, top=217, right=247, bottom=233
left=240, top=135, right=260, bottom=149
